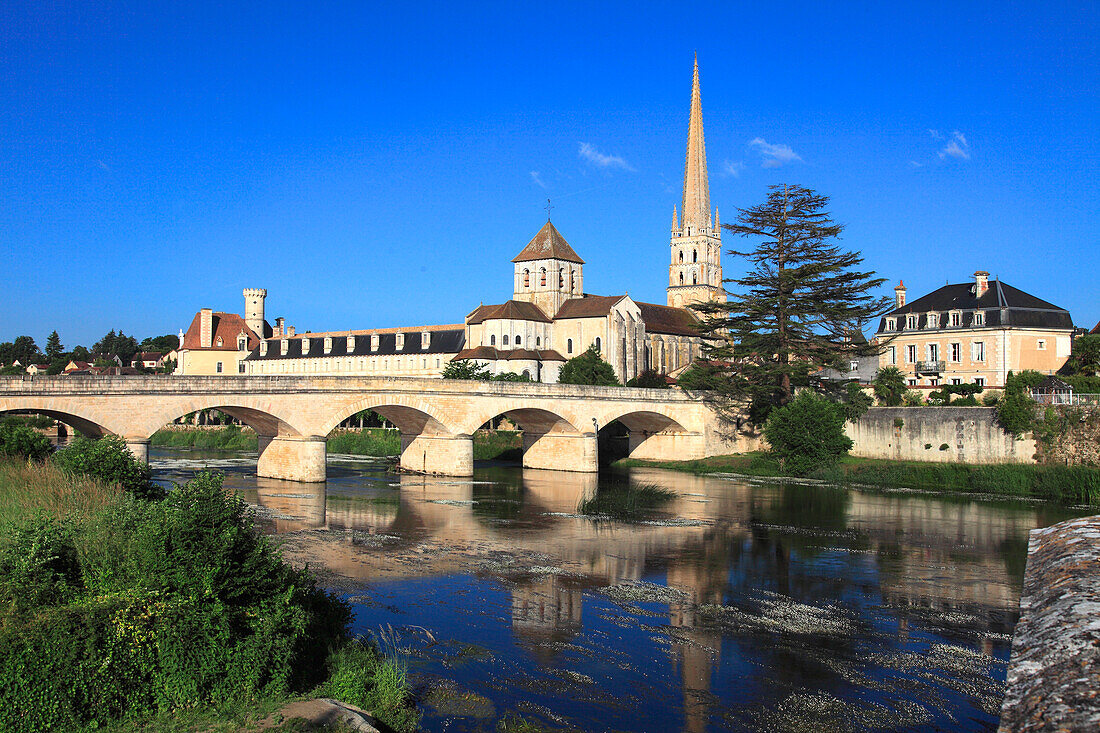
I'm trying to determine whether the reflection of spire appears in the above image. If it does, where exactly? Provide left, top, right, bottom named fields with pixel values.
left=667, top=554, right=726, bottom=733
left=681, top=54, right=711, bottom=232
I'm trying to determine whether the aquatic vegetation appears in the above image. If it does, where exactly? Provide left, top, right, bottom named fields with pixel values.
left=577, top=481, right=677, bottom=520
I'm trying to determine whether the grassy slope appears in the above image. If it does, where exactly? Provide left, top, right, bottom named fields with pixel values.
left=617, top=452, right=1100, bottom=505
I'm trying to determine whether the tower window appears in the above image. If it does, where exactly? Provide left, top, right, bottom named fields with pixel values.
left=595, top=337, right=601, bottom=352
left=540, top=268, right=546, bottom=286
left=693, top=249, right=697, bottom=263
left=503, top=335, right=509, bottom=346
left=523, top=269, right=530, bottom=287
left=559, top=268, right=564, bottom=287
left=490, top=335, right=496, bottom=346
left=515, top=335, right=521, bottom=345
left=679, top=250, right=684, bottom=263
left=679, top=272, right=684, bottom=285
left=567, top=339, right=573, bottom=354
left=536, top=336, right=541, bottom=346
left=692, top=271, right=697, bottom=285
left=570, top=270, right=577, bottom=293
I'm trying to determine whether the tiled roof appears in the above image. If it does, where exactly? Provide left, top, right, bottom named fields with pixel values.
left=466, top=300, right=551, bottom=324
left=247, top=328, right=466, bottom=361
left=511, top=221, right=585, bottom=264
left=181, top=312, right=266, bottom=352
left=1092, top=320, right=1100, bottom=335
left=553, top=295, right=626, bottom=319
left=636, top=301, right=701, bottom=336
left=876, top=280, right=1073, bottom=333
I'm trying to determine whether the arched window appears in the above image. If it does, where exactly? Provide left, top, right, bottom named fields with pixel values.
left=523, top=269, right=530, bottom=287
left=679, top=272, right=684, bottom=285
left=558, top=268, right=564, bottom=288
left=567, top=339, right=573, bottom=354
left=570, top=270, right=576, bottom=293
left=692, top=249, right=697, bottom=263
left=522, top=369, right=530, bottom=379
left=540, top=268, right=546, bottom=286
left=535, top=336, right=541, bottom=346
left=679, top=250, right=684, bottom=263
left=490, top=335, right=496, bottom=346
left=503, top=335, right=509, bottom=346
left=692, top=271, right=698, bottom=285
left=595, top=337, right=601, bottom=352
left=515, top=335, right=521, bottom=345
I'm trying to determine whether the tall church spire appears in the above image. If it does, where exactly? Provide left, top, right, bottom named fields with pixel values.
left=680, top=54, right=710, bottom=232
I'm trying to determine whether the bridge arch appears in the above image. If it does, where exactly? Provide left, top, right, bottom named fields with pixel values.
left=591, top=406, right=705, bottom=464
left=0, top=406, right=113, bottom=439
left=132, top=401, right=304, bottom=440
left=318, top=395, right=458, bottom=438
left=459, top=404, right=594, bottom=473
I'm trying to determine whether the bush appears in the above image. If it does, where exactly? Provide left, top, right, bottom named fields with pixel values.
left=838, top=381, right=873, bottom=421
left=997, top=371, right=1039, bottom=437
left=318, top=640, right=419, bottom=732
left=981, top=390, right=1001, bottom=406
left=0, top=422, right=52, bottom=461
left=872, top=367, right=906, bottom=406
left=626, top=370, right=670, bottom=389
left=902, top=390, right=924, bottom=407
left=558, top=344, right=619, bottom=386
left=764, top=391, right=853, bottom=476
left=52, top=436, right=162, bottom=500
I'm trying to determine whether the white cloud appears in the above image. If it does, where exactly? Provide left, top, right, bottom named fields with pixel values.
left=749, top=137, right=802, bottom=168
left=928, top=129, right=943, bottom=140
left=529, top=171, right=547, bottom=189
left=578, top=142, right=635, bottom=171
left=938, top=130, right=970, bottom=160
left=909, top=160, right=924, bottom=168
left=722, top=159, right=744, bottom=177
left=96, top=159, right=110, bottom=172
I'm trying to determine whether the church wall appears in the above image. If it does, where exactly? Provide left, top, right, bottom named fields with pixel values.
left=246, top=352, right=455, bottom=378
left=513, top=256, right=582, bottom=315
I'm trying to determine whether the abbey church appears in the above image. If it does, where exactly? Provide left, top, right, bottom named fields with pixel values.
left=176, top=59, right=726, bottom=383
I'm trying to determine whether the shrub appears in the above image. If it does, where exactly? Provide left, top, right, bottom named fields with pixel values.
left=0, top=422, right=52, bottom=461
left=52, top=436, right=162, bottom=500
left=981, top=390, right=1001, bottom=406
left=626, top=370, right=670, bottom=389
left=902, top=390, right=924, bottom=407
left=837, top=381, right=873, bottom=421
left=872, top=367, right=906, bottom=406
left=558, top=344, right=619, bottom=386
left=997, top=371, right=1039, bottom=437
left=441, top=359, right=491, bottom=380
left=763, top=391, right=853, bottom=476
left=318, top=640, right=419, bottom=732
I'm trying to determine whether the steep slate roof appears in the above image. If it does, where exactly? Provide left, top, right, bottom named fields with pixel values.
left=466, top=300, right=551, bottom=324
left=181, top=312, right=267, bottom=352
left=453, top=346, right=566, bottom=362
left=246, top=328, right=465, bottom=361
left=511, top=221, right=585, bottom=264
left=876, top=280, right=1073, bottom=333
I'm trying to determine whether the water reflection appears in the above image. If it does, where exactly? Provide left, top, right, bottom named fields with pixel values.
left=150, top=448, right=1082, bottom=732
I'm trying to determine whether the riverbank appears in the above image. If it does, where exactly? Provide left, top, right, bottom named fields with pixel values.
left=616, top=453, right=1100, bottom=505
left=152, top=426, right=524, bottom=461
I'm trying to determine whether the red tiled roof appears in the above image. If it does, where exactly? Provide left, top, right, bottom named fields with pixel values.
left=636, top=301, right=701, bottom=336
left=511, top=221, right=585, bottom=264
left=466, top=300, right=551, bottom=324
left=453, top=346, right=566, bottom=362
left=181, top=312, right=264, bottom=352
left=553, top=295, right=626, bottom=319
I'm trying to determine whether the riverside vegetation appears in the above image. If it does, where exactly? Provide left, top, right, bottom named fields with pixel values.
left=0, top=425, right=418, bottom=732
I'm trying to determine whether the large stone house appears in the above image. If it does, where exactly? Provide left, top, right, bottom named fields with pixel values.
left=871, top=271, right=1075, bottom=389
left=176, top=290, right=271, bottom=375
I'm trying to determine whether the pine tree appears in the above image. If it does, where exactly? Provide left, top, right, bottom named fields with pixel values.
left=695, top=184, right=892, bottom=422
left=45, top=331, right=63, bottom=361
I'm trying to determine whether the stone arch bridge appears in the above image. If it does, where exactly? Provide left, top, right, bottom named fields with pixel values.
left=0, top=376, right=745, bottom=481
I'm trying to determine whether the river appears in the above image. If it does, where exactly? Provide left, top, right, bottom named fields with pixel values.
left=149, top=447, right=1082, bottom=732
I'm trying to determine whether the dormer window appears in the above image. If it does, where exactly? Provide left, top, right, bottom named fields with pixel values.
left=346, top=335, right=355, bottom=351
left=281, top=339, right=289, bottom=355
left=924, top=312, right=938, bottom=329
left=238, top=336, right=248, bottom=351
left=973, top=311, right=985, bottom=326
left=260, top=341, right=268, bottom=356
left=371, top=334, right=379, bottom=351
left=421, top=331, right=430, bottom=349
left=906, top=315, right=918, bottom=330
left=396, top=333, right=405, bottom=350
left=323, top=337, right=332, bottom=354
left=885, top=318, right=896, bottom=331
left=301, top=337, right=310, bottom=353
left=216, top=337, right=223, bottom=347
left=949, top=311, right=961, bottom=328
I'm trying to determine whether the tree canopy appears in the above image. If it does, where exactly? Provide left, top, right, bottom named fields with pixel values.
left=558, top=344, right=619, bottom=386
left=0, top=336, right=42, bottom=366
left=441, top=359, right=492, bottom=380
left=694, top=184, right=892, bottom=422
left=140, top=334, right=182, bottom=353
left=92, top=330, right=140, bottom=361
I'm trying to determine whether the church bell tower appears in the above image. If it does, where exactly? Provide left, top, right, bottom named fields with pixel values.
left=667, top=56, right=724, bottom=310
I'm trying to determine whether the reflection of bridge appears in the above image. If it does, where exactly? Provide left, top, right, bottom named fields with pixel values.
left=0, top=376, right=747, bottom=481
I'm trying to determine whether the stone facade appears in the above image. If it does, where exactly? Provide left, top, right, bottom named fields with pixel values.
left=845, top=406, right=1035, bottom=464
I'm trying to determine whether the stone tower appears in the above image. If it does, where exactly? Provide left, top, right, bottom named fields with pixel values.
left=667, top=56, right=724, bottom=309
left=243, top=288, right=267, bottom=336
left=512, top=221, right=584, bottom=316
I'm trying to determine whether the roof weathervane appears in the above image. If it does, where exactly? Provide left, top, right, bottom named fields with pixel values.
left=545, top=198, right=553, bottom=222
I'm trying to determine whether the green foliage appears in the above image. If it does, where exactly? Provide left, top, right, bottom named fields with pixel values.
left=92, top=329, right=141, bottom=363
left=893, top=417, right=904, bottom=429
left=45, top=331, right=64, bottom=362
left=1065, top=334, right=1100, bottom=376
left=981, top=390, right=1001, bottom=406
left=0, top=335, right=42, bottom=367
left=578, top=481, right=677, bottom=520
left=691, top=184, right=891, bottom=417
left=0, top=422, right=53, bottom=461
left=139, top=334, right=181, bottom=354
left=625, top=369, right=670, bottom=388
left=558, top=344, right=619, bottom=386
left=997, top=371, right=1041, bottom=437
left=675, top=361, right=732, bottom=391
left=1061, top=374, right=1100, bottom=393
left=317, top=640, right=419, bottom=732
left=0, top=471, right=356, bottom=730
left=763, top=391, right=853, bottom=476
left=491, top=371, right=533, bottom=382
left=151, top=425, right=260, bottom=451
left=872, top=367, right=907, bottom=406
left=902, top=390, right=924, bottom=407
left=327, top=429, right=401, bottom=456
left=837, top=381, right=873, bottom=421
left=52, top=436, right=162, bottom=500
left=441, top=359, right=492, bottom=380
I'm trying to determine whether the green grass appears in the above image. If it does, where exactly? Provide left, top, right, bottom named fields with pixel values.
left=150, top=425, right=259, bottom=450
left=0, top=458, right=122, bottom=522
left=618, top=452, right=1100, bottom=505
left=578, top=481, right=678, bottom=520
left=326, top=429, right=401, bottom=456
left=472, top=430, right=523, bottom=461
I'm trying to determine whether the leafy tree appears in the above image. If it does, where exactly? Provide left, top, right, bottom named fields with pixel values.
left=694, top=184, right=892, bottom=423
left=139, top=333, right=181, bottom=353
left=629, top=372, right=668, bottom=387
left=872, top=366, right=907, bottom=406
left=92, top=330, right=140, bottom=362
left=441, top=359, right=491, bottom=380
left=902, top=390, right=924, bottom=407
left=838, top=381, right=873, bottom=421
left=0, top=336, right=42, bottom=366
left=491, top=371, right=533, bottom=382
left=45, top=331, right=64, bottom=361
left=763, top=390, right=853, bottom=476
left=997, top=370, right=1043, bottom=437
left=1066, top=334, right=1100, bottom=376
left=69, top=345, right=90, bottom=361
left=558, top=344, right=620, bottom=386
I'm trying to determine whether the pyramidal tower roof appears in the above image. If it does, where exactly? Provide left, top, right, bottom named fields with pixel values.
left=680, top=54, right=711, bottom=231
left=512, top=220, right=585, bottom=264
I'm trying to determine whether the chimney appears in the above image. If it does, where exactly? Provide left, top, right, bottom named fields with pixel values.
left=274, top=317, right=285, bottom=337
left=894, top=281, right=907, bottom=309
left=199, top=308, right=213, bottom=348
left=974, top=271, right=989, bottom=298
left=286, top=325, right=296, bottom=337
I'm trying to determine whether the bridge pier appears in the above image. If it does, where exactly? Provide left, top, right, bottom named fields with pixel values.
left=125, top=438, right=151, bottom=464
left=257, top=435, right=327, bottom=483
left=398, top=433, right=473, bottom=476
left=523, top=432, right=598, bottom=473
left=626, top=431, right=705, bottom=461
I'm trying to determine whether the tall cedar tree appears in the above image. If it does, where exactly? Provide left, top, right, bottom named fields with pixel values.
left=696, top=184, right=892, bottom=420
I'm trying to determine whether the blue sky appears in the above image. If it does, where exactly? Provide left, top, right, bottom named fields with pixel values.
left=2, top=1, right=1098, bottom=348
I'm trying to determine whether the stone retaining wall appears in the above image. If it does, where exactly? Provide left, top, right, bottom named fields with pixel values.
left=998, top=516, right=1100, bottom=732
left=846, top=407, right=1035, bottom=464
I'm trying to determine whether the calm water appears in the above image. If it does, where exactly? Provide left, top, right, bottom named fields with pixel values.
left=150, top=447, right=1081, bottom=732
